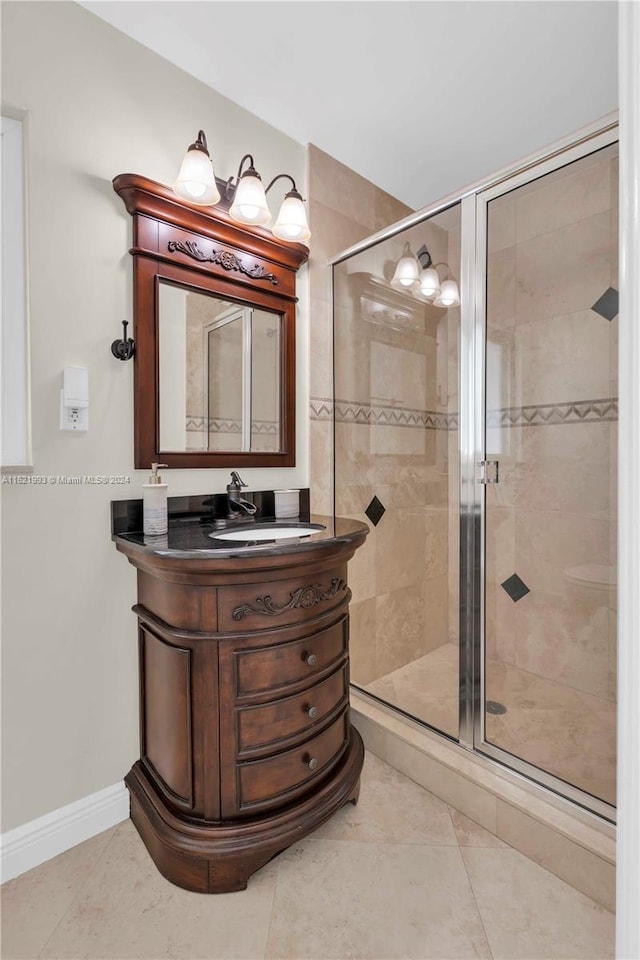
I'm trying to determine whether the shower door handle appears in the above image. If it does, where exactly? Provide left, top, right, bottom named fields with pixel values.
left=477, top=460, right=500, bottom=484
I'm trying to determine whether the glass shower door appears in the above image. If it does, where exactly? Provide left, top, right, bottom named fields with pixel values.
left=333, top=204, right=462, bottom=741
left=478, top=139, right=618, bottom=817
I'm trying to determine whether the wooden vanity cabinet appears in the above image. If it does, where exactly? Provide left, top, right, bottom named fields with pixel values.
left=115, top=528, right=366, bottom=893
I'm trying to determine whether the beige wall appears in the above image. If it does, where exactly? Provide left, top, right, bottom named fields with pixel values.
left=0, top=1, right=308, bottom=832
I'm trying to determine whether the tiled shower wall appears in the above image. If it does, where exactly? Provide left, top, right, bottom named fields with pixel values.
left=337, top=312, right=459, bottom=689
left=326, top=194, right=461, bottom=692
left=308, top=145, right=466, bottom=688
left=307, top=144, right=412, bottom=515
left=485, top=146, right=618, bottom=706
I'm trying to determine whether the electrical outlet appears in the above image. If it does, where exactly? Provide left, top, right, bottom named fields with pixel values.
left=60, top=391, right=89, bottom=431
left=60, top=366, right=89, bottom=431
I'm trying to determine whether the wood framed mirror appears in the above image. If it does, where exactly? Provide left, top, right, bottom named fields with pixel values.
left=113, top=174, right=308, bottom=469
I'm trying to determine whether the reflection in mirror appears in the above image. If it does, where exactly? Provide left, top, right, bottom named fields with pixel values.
left=206, top=307, right=243, bottom=452
left=251, top=310, right=280, bottom=452
left=159, top=282, right=281, bottom=453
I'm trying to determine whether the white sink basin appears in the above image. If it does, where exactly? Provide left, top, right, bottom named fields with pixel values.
left=212, top=523, right=325, bottom=542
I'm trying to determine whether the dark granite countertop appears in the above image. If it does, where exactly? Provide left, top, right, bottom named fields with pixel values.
left=111, top=494, right=368, bottom=561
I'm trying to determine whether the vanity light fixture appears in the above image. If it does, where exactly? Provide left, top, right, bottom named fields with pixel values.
left=228, top=157, right=271, bottom=226
left=433, top=278, right=461, bottom=308
left=173, top=130, right=221, bottom=206
left=390, top=243, right=421, bottom=289
left=173, top=131, right=311, bottom=244
left=391, top=243, right=460, bottom=308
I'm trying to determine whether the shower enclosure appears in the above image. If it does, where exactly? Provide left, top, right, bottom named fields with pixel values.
left=333, top=122, right=618, bottom=821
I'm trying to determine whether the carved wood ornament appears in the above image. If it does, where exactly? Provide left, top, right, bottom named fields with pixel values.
left=232, top=578, right=348, bottom=621
left=167, top=240, right=279, bottom=285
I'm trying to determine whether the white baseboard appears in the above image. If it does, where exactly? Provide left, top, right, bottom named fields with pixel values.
left=0, top=782, right=129, bottom=884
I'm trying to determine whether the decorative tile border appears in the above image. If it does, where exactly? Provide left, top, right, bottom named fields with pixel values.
left=311, top=396, right=618, bottom=430
left=310, top=397, right=457, bottom=430
left=186, top=417, right=278, bottom=434
left=488, top=398, right=618, bottom=428
left=309, top=398, right=334, bottom=421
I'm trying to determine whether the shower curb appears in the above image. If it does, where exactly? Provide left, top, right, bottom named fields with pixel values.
left=350, top=691, right=615, bottom=912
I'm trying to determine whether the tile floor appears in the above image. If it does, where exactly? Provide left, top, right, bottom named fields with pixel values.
left=1, top=754, right=614, bottom=960
left=365, top=643, right=616, bottom=806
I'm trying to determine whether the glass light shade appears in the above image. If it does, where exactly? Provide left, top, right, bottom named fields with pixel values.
left=229, top=174, right=271, bottom=225
left=272, top=194, right=311, bottom=243
left=391, top=253, right=420, bottom=289
left=433, top=279, right=460, bottom=307
left=419, top=267, right=441, bottom=298
left=173, top=147, right=221, bottom=205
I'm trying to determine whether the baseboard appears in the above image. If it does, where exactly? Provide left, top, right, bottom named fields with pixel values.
left=0, top=782, right=129, bottom=884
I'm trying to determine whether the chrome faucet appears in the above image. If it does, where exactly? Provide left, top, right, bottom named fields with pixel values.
left=226, top=471, right=257, bottom=518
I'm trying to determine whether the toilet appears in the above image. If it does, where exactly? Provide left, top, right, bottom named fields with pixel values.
left=564, top=563, right=617, bottom=602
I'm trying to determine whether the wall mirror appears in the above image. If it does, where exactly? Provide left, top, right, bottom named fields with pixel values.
left=113, top=173, right=308, bottom=469
left=158, top=283, right=282, bottom=454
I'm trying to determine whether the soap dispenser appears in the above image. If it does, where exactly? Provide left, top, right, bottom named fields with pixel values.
left=143, top=463, right=168, bottom=536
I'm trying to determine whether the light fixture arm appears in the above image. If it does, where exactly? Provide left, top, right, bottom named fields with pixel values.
left=236, top=153, right=257, bottom=179
left=432, top=262, right=452, bottom=280
left=265, top=173, right=301, bottom=198
left=221, top=154, right=258, bottom=201
left=416, top=246, right=455, bottom=281
left=190, top=130, right=209, bottom=154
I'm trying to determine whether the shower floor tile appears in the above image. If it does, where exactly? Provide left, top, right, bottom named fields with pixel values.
left=364, top=642, right=616, bottom=806
left=364, top=642, right=461, bottom=738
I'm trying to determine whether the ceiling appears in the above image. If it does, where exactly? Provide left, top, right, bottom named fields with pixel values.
left=80, top=1, right=618, bottom=211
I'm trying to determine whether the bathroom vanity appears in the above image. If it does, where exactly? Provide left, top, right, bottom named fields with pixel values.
left=111, top=169, right=369, bottom=891
left=112, top=499, right=368, bottom=893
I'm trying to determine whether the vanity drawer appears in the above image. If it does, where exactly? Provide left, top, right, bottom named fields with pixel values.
left=217, top=565, right=348, bottom=632
left=235, top=709, right=349, bottom=813
left=236, top=664, right=348, bottom=756
left=234, top=616, right=348, bottom=698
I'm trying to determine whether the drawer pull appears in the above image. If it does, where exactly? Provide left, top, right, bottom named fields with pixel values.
left=303, top=652, right=317, bottom=666
left=306, top=705, right=318, bottom=719
left=305, top=756, right=319, bottom=771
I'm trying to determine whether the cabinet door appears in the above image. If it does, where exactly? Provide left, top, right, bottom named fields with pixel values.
left=140, top=625, right=194, bottom=811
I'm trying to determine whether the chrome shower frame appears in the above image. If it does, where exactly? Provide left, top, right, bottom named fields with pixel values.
left=469, top=124, right=618, bottom=824
left=331, top=112, right=619, bottom=825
